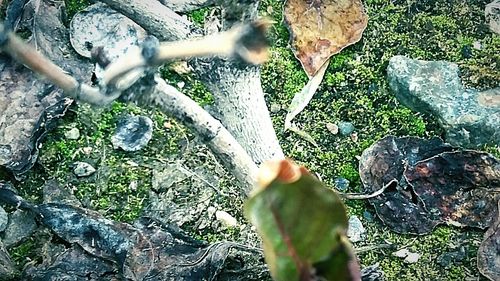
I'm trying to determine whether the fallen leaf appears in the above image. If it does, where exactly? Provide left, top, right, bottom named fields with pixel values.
left=285, top=60, right=329, bottom=130
left=0, top=0, right=92, bottom=177
left=0, top=184, right=233, bottom=280
left=360, top=136, right=500, bottom=234
left=404, top=151, right=500, bottom=229
left=245, top=159, right=360, bottom=281
left=284, top=0, right=368, bottom=77
left=477, top=200, right=500, bottom=281
left=359, top=136, right=453, bottom=234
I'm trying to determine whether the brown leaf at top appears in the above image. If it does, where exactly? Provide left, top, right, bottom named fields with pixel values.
left=284, top=0, right=368, bottom=77
left=477, top=200, right=500, bottom=281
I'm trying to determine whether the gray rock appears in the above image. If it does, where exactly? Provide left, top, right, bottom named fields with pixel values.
left=3, top=209, right=37, bottom=248
left=0, top=241, right=16, bottom=280
left=111, top=115, right=154, bottom=152
left=387, top=56, right=499, bottom=148
left=334, top=177, right=350, bottom=191
left=486, top=1, right=500, bottom=35
left=64, top=127, right=80, bottom=140
left=0, top=207, right=7, bottom=232
left=73, top=161, right=96, bottom=177
left=43, top=180, right=81, bottom=206
left=437, top=246, right=466, bottom=268
left=347, top=215, right=366, bottom=243
left=338, top=121, right=355, bottom=136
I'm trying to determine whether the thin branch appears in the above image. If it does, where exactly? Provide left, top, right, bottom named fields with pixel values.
left=103, top=20, right=269, bottom=87
left=0, top=21, right=259, bottom=193
left=139, top=77, right=259, bottom=194
left=340, top=179, right=398, bottom=200
left=0, top=22, right=117, bottom=105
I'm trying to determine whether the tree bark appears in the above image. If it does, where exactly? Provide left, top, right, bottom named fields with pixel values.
left=160, top=0, right=215, bottom=13
left=99, top=0, right=285, bottom=165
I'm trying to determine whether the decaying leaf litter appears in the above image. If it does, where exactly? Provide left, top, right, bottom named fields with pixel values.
left=0, top=0, right=498, bottom=280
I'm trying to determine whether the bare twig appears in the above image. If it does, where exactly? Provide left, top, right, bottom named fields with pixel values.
left=0, top=22, right=117, bottom=105
left=0, top=20, right=260, bottom=193
left=340, top=179, right=398, bottom=200
left=103, top=20, right=269, bottom=87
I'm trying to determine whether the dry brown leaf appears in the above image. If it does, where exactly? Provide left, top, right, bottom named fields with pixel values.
left=284, top=0, right=368, bottom=77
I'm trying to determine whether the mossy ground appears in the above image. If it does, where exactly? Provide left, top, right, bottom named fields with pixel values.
left=1, top=0, right=499, bottom=280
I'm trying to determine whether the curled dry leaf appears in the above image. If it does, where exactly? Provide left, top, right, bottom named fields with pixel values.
left=477, top=200, right=500, bottom=281
left=360, top=136, right=500, bottom=234
left=404, top=151, right=500, bottom=229
left=359, top=136, right=453, bottom=234
left=284, top=0, right=368, bottom=77
left=0, top=0, right=92, bottom=177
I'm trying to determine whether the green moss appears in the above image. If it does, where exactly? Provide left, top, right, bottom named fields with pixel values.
left=188, top=7, right=211, bottom=26
left=64, top=0, right=91, bottom=23
left=160, top=66, right=214, bottom=106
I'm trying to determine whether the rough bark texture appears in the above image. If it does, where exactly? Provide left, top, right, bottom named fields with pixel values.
left=160, top=0, right=215, bottom=12
left=99, top=0, right=284, bottom=165
left=136, top=76, right=259, bottom=194
left=195, top=59, right=284, bottom=163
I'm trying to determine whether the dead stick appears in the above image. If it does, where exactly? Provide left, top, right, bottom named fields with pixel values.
left=340, top=179, right=398, bottom=200
left=103, top=20, right=269, bottom=87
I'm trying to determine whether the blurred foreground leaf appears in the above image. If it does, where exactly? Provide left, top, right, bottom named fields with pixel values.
left=245, top=160, right=360, bottom=281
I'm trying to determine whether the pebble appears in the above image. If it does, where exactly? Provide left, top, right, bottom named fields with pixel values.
left=392, top=248, right=421, bottom=263
left=64, top=127, right=80, bottom=140
left=326, top=122, right=339, bottom=134
left=111, top=115, right=154, bottom=152
left=3, top=210, right=37, bottom=248
left=270, top=103, right=281, bottom=113
left=73, top=161, right=96, bottom=177
left=334, top=177, right=350, bottom=191
left=215, top=210, right=238, bottom=227
left=347, top=215, right=366, bottom=243
left=338, top=121, right=355, bottom=136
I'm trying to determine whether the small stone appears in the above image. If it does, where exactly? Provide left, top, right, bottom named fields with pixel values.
left=326, top=122, right=339, bottom=134
left=350, top=132, right=359, bottom=142
left=64, top=127, right=80, bottom=140
left=472, top=41, right=482, bottom=50
left=405, top=252, right=421, bottom=263
left=392, top=248, right=421, bottom=263
left=338, top=121, right=355, bottom=136
left=82, top=147, right=92, bottom=155
left=334, top=177, right=350, bottom=191
left=437, top=246, right=466, bottom=268
left=129, top=180, right=138, bottom=191
left=215, top=210, right=238, bottom=227
left=0, top=207, right=8, bottom=232
left=270, top=103, right=281, bottom=113
left=461, top=45, right=473, bottom=59
left=177, top=81, right=185, bottom=89
left=111, top=115, right=154, bottom=152
left=392, top=249, right=409, bottom=258
left=347, top=215, right=366, bottom=243
left=207, top=206, right=216, bottom=218
left=163, top=121, right=173, bottom=129
left=3, top=210, right=37, bottom=248
left=73, top=161, right=96, bottom=177
left=387, top=56, right=499, bottom=148
left=363, top=210, right=374, bottom=222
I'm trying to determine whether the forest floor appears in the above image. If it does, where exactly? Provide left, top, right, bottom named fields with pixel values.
left=1, top=0, right=499, bottom=280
